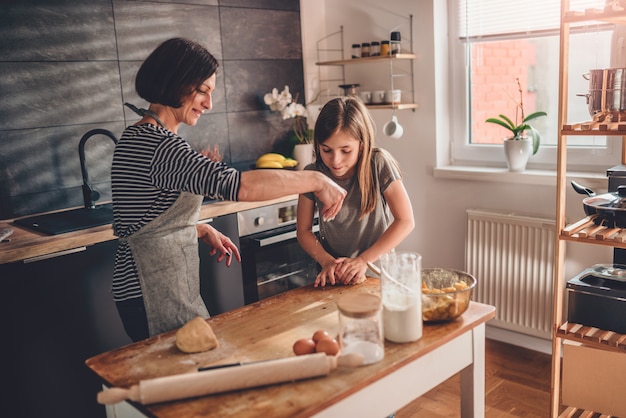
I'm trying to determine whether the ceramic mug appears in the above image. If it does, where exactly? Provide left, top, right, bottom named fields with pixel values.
left=359, top=91, right=372, bottom=104
left=385, top=89, right=401, bottom=104
left=371, top=90, right=386, bottom=104
left=383, top=115, right=404, bottom=139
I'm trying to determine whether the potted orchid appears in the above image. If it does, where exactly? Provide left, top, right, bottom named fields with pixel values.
left=264, top=86, right=319, bottom=169
left=485, top=78, right=547, bottom=171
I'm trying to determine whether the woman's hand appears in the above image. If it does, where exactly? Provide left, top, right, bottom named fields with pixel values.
left=196, top=223, right=241, bottom=267
left=313, top=174, right=346, bottom=221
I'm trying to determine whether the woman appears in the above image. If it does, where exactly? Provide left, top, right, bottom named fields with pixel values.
left=296, top=96, right=414, bottom=287
left=112, top=38, right=346, bottom=341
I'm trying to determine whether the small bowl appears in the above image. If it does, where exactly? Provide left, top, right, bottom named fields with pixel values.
left=421, top=268, right=476, bottom=322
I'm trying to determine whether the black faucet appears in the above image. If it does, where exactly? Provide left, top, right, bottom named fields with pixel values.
left=78, top=129, right=118, bottom=209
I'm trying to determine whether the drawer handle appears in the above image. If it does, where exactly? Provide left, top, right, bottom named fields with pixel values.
left=23, top=246, right=87, bottom=263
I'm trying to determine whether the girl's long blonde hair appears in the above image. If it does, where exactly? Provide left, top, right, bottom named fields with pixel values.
left=313, top=96, right=378, bottom=219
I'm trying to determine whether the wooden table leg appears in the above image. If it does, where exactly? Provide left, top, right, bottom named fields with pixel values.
left=460, top=323, right=486, bottom=418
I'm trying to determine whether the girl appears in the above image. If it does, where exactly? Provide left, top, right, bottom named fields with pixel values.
left=296, top=96, right=415, bottom=287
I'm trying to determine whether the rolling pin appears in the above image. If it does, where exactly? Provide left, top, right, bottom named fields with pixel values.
left=97, top=352, right=363, bottom=405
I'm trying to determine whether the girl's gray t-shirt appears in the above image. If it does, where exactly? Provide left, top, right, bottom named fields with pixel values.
left=304, top=148, right=401, bottom=258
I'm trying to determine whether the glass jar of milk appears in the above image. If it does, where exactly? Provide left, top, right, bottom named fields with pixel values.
left=379, top=251, right=423, bottom=343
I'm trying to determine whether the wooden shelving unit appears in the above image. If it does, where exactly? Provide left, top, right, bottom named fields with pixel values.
left=552, top=2, right=626, bottom=417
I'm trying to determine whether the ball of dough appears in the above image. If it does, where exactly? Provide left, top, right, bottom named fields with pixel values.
left=175, top=317, right=218, bottom=353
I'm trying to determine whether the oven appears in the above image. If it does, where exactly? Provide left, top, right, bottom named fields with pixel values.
left=238, top=199, right=319, bottom=304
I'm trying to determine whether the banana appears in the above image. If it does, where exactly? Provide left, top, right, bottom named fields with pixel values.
left=256, top=160, right=284, bottom=169
left=281, top=158, right=298, bottom=168
left=256, top=153, right=286, bottom=164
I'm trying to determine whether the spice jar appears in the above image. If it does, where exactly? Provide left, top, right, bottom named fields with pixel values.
left=390, top=31, right=401, bottom=55
left=337, top=293, right=384, bottom=365
left=361, top=42, right=371, bottom=58
left=370, top=41, right=380, bottom=57
left=380, top=40, right=390, bottom=57
left=351, top=43, right=361, bottom=59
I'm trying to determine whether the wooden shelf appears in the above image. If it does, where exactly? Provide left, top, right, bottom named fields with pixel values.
left=560, top=215, right=626, bottom=247
left=562, top=119, right=626, bottom=135
left=367, top=103, right=418, bottom=110
left=316, top=53, right=417, bottom=66
left=564, top=7, right=626, bottom=25
left=557, top=322, right=626, bottom=352
left=559, top=406, right=618, bottom=418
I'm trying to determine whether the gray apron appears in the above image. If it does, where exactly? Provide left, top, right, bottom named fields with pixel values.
left=123, top=103, right=209, bottom=336
left=127, top=191, right=208, bottom=336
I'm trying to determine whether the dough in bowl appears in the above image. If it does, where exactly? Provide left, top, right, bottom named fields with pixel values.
left=175, top=316, right=218, bottom=353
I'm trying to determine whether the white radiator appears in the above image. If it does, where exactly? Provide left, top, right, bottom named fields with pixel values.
left=465, top=209, right=555, bottom=340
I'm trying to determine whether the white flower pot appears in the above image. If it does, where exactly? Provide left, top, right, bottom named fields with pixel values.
left=503, top=138, right=532, bottom=172
left=293, top=143, right=314, bottom=171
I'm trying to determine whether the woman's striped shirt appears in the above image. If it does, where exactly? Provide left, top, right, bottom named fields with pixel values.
left=111, top=124, right=241, bottom=302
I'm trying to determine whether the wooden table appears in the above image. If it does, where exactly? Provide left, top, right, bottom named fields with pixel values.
left=86, top=279, right=495, bottom=418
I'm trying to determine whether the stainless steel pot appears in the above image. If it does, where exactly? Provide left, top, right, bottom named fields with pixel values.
left=580, top=68, right=626, bottom=118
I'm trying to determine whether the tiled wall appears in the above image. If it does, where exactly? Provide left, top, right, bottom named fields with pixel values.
left=0, top=0, right=304, bottom=219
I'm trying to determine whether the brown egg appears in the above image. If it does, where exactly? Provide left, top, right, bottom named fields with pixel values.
left=312, top=329, right=330, bottom=343
left=292, top=338, right=316, bottom=356
left=315, top=337, right=340, bottom=355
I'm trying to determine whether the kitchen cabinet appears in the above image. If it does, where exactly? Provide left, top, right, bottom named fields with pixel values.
left=0, top=240, right=129, bottom=418
left=315, top=18, right=417, bottom=111
left=552, top=3, right=626, bottom=417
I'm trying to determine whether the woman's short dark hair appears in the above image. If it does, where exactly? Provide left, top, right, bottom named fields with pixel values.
left=135, top=38, right=219, bottom=108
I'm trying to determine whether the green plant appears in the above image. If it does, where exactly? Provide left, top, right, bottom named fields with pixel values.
left=485, top=78, right=547, bottom=155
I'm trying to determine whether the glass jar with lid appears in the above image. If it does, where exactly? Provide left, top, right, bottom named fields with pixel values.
left=380, top=40, right=390, bottom=57
left=390, top=31, right=401, bottom=55
left=337, top=293, right=384, bottom=365
left=351, top=43, right=361, bottom=59
left=370, top=41, right=380, bottom=57
left=361, top=42, right=371, bottom=58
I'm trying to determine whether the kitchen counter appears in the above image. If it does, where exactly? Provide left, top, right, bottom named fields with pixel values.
left=0, top=195, right=298, bottom=265
left=86, top=279, right=496, bottom=418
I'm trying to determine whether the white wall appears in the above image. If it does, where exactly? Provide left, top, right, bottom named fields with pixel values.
left=300, top=0, right=612, bottom=279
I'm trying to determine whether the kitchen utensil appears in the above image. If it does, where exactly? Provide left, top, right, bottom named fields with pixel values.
left=571, top=180, right=626, bottom=227
left=371, top=90, right=385, bottom=104
left=0, top=227, right=13, bottom=242
left=338, top=84, right=360, bottom=96
left=359, top=91, right=372, bottom=104
left=383, top=115, right=403, bottom=139
left=421, top=268, right=476, bottom=322
left=579, top=69, right=626, bottom=119
left=385, top=89, right=401, bottom=105
left=97, top=352, right=364, bottom=405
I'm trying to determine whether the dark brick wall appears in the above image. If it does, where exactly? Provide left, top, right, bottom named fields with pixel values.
left=0, top=0, right=304, bottom=218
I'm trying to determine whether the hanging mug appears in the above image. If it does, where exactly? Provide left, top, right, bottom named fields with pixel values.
left=383, top=115, right=403, bottom=139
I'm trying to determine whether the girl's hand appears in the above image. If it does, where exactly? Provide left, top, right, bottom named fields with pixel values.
left=196, top=223, right=241, bottom=267
left=314, top=261, right=339, bottom=288
left=334, top=257, right=368, bottom=285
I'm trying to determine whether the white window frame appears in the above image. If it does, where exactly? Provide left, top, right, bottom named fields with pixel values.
left=446, top=0, right=621, bottom=173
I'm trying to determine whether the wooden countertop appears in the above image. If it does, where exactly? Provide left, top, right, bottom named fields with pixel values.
left=85, top=279, right=496, bottom=418
left=0, top=195, right=298, bottom=265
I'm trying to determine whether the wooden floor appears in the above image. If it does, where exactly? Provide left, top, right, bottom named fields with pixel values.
left=396, top=338, right=552, bottom=417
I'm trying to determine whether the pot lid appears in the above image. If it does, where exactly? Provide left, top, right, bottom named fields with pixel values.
left=583, top=185, right=626, bottom=211
left=590, top=263, right=626, bottom=282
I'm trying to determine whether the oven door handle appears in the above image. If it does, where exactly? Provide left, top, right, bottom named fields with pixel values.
left=256, top=224, right=319, bottom=248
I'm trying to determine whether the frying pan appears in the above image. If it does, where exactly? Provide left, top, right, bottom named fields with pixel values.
left=571, top=180, right=626, bottom=227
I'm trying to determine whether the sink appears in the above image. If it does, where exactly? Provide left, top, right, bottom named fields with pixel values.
left=14, top=203, right=113, bottom=235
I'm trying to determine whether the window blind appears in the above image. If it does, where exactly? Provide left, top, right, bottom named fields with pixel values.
left=458, top=0, right=608, bottom=39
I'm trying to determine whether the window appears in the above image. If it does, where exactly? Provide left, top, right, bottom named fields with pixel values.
left=448, top=0, right=621, bottom=171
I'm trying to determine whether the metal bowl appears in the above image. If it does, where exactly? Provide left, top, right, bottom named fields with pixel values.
left=421, top=268, right=476, bottom=322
